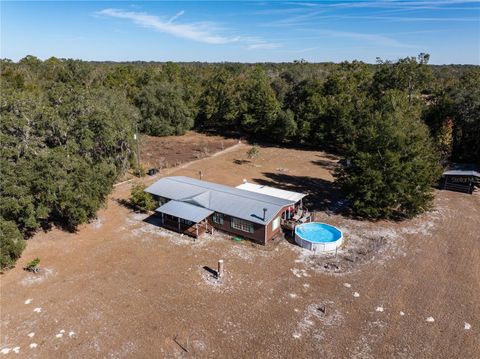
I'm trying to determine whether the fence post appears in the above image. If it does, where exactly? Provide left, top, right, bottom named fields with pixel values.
left=217, top=259, right=224, bottom=278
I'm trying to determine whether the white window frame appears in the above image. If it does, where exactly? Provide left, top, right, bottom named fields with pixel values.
left=231, top=217, right=254, bottom=233
left=213, top=212, right=224, bottom=225
left=272, top=216, right=280, bottom=231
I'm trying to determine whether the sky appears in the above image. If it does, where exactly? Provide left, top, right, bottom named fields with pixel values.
left=1, top=1, right=479, bottom=64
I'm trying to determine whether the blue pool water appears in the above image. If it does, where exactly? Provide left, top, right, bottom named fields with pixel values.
left=295, top=223, right=342, bottom=243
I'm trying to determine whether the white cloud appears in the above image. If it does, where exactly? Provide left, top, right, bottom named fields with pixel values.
left=167, top=10, right=185, bottom=24
left=98, top=8, right=240, bottom=44
left=98, top=8, right=282, bottom=51
left=323, top=30, right=411, bottom=48
left=247, top=42, right=282, bottom=50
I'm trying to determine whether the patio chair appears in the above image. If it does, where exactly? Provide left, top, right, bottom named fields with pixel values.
left=292, top=209, right=303, bottom=221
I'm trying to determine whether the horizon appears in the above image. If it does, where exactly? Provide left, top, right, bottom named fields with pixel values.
left=1, top=1, right=480, bottom=65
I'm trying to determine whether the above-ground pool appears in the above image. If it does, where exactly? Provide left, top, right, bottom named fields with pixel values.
left=295, top=222, right=343, bottom=253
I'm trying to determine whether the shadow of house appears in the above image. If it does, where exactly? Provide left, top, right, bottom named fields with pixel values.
left=143, top=213, right=163, bottom=227
left=253, top=172, right=343, bottom=212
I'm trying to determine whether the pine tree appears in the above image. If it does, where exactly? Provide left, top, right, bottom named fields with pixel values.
left=336, top=90, right=441, bottom=219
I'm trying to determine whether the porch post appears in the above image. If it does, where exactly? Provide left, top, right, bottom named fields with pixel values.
left=196, top=223, right=199, bottom=237
left=177, top=217, right=180, bottom=231
left=161, top=212, right=164, bottom=225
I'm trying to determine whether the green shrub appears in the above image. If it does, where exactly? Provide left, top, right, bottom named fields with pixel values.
left=133, top=164, right=147, bottom=177
left=0, top=219, right=26, bottom=269
left=130, top=184, right=156, bottom=212
left=26, top=257, right=40, bottom=269
left=246, top=145, right=260, bottom=160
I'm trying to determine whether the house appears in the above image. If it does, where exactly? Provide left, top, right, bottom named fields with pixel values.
left=441, top=164, right=480, bottom=194
left=144, top=176, right=308, bottom=244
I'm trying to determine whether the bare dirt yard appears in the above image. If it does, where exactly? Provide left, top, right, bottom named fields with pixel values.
left=139, top=132, right=238, bottom=170
left=1, top=136, right=479, bottom=358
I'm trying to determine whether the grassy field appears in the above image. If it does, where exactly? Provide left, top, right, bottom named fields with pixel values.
left=1, top=133, right=479, bottom=358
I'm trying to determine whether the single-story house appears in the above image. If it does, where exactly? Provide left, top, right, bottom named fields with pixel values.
left=144, top=176, right=308, bottom=244
left=441, top=164, right=480, bottom=194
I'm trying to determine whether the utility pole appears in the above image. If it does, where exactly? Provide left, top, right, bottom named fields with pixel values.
left=134, top=122, right=140, bottom=171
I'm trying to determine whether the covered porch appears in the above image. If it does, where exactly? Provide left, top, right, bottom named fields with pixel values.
left=281, top=202, right=312, bottom=231
left=155, top=200, right=214, bottom=238
left=235, top=181, right=310, bottom=230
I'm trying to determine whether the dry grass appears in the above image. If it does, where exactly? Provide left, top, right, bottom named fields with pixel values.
left=1, top=134, right=479, bottom=358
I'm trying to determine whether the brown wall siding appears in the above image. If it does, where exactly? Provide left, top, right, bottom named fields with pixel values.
left=265, top=205, right=291, bottom=242
left=207, top=214, right=267, bottom=245
left=153, top=195, right=293, bottom=245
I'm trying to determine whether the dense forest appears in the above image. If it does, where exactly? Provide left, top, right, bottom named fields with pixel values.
left=1, top=54, right=479, bottom=268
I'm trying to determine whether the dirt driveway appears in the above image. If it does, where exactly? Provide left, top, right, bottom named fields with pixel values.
left=1, top=141, right=479, bottom=358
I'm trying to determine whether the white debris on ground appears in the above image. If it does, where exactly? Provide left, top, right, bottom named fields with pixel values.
left=56, top=333, right=63, bottom=338
left=24, top=299, right=32, bottom=304
left=293, top=302, right=344, bottom=342
left=290, top=268, right=310, bottom=278
left=375, top=306, right=384, bottom=312
left=27, top=332, right=35, bottom=338
left=464, top=322, right=471, bottom=330
left=343, top=283, right=351, bottom=288
left=226, top=242, right=273, bottom=262
left=353, top=292, right=360, bottom=298
left=33, top=307, right=42, bottom=313
left=90, top=217, right=104, bottom=230
left=198, top=266, right=231, bottom=292
left=297, top=200, right=451, bottom=275
left=21, top=268, right=56, bottom=286
left=426, top=317, right=435, bottom=322
left=303, top=283, right=310, bottom=288
left=29, top=343, right=37, bottom=349
left=69, top=331, right=75, bottom=337
left=0, top=348, right=11, bottom=354
left=12, top=347, right=20, bottom=354
left=400, top=311, right=405, bottom=316
left=289, top=293, right=298, bottom=299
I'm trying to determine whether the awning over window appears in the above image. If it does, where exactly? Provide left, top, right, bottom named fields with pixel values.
left=155, top=200, right=214, bottom=223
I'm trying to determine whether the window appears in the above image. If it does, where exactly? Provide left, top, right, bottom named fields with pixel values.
left=180, top=218, right=193, bottom=226
left=231, top=217, right=254, bottom=233
left=213, top=212, right=224, bottom=225
left=272, top=217, right=280, bottom=231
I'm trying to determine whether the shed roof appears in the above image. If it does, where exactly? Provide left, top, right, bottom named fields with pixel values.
left=145, top=176, right=294, bottom=225
left=442, top=163, right=480, bottom=178
left=155, top=200, right=214, bottom=223
left=443, top=170, right=480, bottom=177
left=236, top=182, right=306, bottom=202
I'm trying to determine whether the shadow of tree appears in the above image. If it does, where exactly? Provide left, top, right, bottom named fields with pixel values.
left=233, top=159, right=251, bottom=165
left=253, top=172, right=343, bottom=212
left=310, top=159, right=339, bottom=171
left=115, top=198, right=136, bottom=211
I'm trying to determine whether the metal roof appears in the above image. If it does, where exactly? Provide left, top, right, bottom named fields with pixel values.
left=236, top=182, right=306, bottom=202
left=443, top=170, right=480, bottom=177
left=145, top=176, right=295, bottom=225
left=155, top=200, right=214, bottom=223
left=442, top=163, right=480, bottom=178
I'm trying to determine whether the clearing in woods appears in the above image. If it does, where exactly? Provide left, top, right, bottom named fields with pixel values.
left=1, top=132, right=479, bottom=358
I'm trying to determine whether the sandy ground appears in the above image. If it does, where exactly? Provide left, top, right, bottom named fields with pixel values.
left=1, top=138, right=479, bottom=358
left=139, top=132, right=238, bottom=170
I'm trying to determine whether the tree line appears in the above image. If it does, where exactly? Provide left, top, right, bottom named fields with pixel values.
left=1, top=55, right=479, bottom=268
